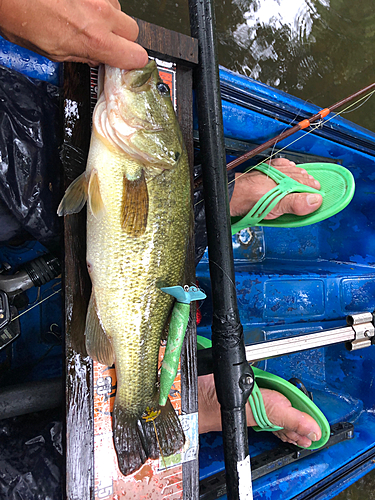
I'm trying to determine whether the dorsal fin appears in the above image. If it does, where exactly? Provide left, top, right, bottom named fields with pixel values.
left=121, top=171, right=149, bottom=237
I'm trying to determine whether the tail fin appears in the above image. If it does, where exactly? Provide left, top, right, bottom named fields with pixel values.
left=140, top=398, right=185, bottom=459
left=113, top=406, right=148, bottom=476
left=113, top=399, right=185, bottom=476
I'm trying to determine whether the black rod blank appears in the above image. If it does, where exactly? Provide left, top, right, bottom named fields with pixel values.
left=188, top=0, right=254, bottom=498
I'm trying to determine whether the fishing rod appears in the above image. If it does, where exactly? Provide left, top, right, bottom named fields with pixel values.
left=194, top=81, right=375, bottom=188
left=189, top=0, right=254, bottom=497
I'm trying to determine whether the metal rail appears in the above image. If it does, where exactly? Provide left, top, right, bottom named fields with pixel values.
left=197, top=313, right=375, bottom=378
left=245, top=312, right=374, bottom=363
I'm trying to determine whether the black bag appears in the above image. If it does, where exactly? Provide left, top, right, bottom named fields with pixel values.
left=0, top=65, right=61, bottom=249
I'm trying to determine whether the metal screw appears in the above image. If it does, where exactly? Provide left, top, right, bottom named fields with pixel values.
left=240, top=375, right=253, bottom=387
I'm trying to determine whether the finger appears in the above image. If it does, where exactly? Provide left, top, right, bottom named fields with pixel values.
left=107, top=0, right=121, bottom=10
left=111, top=9, right=140, bottom=42
left=88, top=32, right=149, bottom=69
left=44, top=53, right=100, bottom=66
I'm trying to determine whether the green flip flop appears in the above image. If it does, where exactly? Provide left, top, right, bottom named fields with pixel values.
left=196, top=336, right=330, bottom=450
left=250, top=366, right=330, bottom=450
left=231, top=162, right=355, bottom=234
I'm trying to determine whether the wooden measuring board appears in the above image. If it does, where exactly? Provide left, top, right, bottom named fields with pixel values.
left=62, top=19, right=199, bottom=500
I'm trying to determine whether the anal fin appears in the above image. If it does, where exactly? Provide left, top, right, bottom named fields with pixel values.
left=84, top=293, right=115, bottom=366
left=122, top=171, right=149, bottom=237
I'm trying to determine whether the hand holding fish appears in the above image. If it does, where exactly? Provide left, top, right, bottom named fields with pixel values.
left=0, top=0, right=148, bottom=69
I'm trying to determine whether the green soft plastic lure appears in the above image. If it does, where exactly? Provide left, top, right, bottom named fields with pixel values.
left=159, top=285, right=206, bottom=406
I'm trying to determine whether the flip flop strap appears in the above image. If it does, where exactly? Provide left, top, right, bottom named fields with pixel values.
left=233, top=163, right=322, bottom=230
left=249, top=380, right=283, bottom=432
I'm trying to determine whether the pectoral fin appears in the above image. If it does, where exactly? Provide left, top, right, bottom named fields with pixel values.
left=57, top=172, right=88, bottom=216
left=84, top=293, right=115, bottom=366
left=88, top=169, right=105, bottom=217
left=121, top=171, right=149, bottom=237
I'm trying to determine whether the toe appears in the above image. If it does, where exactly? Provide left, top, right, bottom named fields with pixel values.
left=266, top=192, right=323, bottom=219
left=267, top=158, right=296, bottom=169
left=273, top=430, right=313, bottom=448
left=260, top=389, right=321, bottom=446
left=267, top=163, right=321, bottom=190
left=278, top=405, right=321, bottom=440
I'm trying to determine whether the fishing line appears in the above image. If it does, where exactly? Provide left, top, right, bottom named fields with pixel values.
left=228, top=88, right=375, bottom=188
left=10, top=288, right=62, bottom=323
left=271, top=101, right=307, bottom=147
left=142, top=408, right=167, bottom=470
left=341, top=91, right=375, bottom=114
left=209, top=259, right=236, bottom=290
left=193, top=88, right=375, bottom=211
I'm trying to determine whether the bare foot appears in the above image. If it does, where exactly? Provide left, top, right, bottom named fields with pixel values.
left=198, top=373, right=322, bottom=448
left=230, top=158, right=323, bottom=219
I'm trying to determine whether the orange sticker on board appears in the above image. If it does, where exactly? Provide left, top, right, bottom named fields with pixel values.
left=159, top=67, right=176, bottom=109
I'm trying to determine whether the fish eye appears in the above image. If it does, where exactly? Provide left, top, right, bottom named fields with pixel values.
left=157, top=82, right=170, bottom=96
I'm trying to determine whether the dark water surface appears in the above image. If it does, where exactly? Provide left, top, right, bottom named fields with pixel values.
left=122, top=1, right=375, bottom=498
left=123, top=0, right=375, bottom=133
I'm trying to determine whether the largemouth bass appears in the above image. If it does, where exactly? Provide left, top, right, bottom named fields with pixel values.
left=58, top=60, right=191, bottom=475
